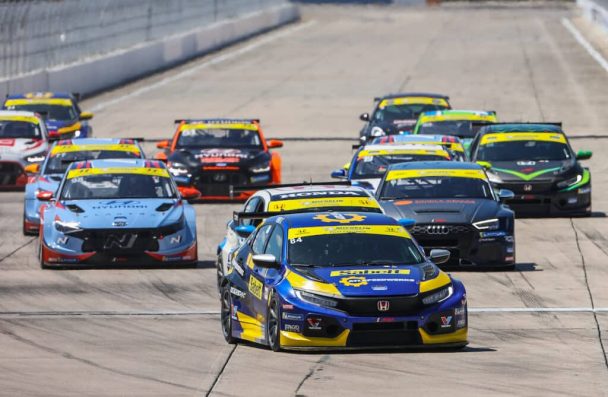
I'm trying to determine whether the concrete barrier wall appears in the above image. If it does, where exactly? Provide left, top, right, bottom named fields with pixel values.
left=0, top=4, right=299, bottom=98
left=579, top=0, right=608, bottom=34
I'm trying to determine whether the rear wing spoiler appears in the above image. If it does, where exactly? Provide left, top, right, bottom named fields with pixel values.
left=230, top=180, right=352, bottom=196
left=481, top=122, right=562, bottom=127
left=174, top=118, right=260, bottom=124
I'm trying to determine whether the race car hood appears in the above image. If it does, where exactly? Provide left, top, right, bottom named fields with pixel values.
left=53, top=198, right=184, bottom=230
left=306, top=265, right=423, bottom=297
left=0, top=138, right=46, bottom=158
left=381, top=198, right=501, bottom=225
left=171, top=147, right=269, bottom=169
left=45, top=119, right=74, bottom=131
left=488, top=160, right=568, bottom=182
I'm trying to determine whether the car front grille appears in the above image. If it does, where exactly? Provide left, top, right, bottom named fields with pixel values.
left=335, top=295, right=422, bottom=317
left=410, top=223, right=476, bottom=266
left=0, top=161, right=23, bottom=185
left=79, top=230, right=159, bottom=253
left=501, top=181, right=554, bottom=194
left=195, top=171, right=248, bottom=197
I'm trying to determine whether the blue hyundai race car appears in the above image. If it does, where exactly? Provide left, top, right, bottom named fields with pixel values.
left=23, top=138, right=145, bottom=235
left=38, top=159, right=199, bottom=268
left=220, top=211, right=468, bottom=351
left=3, top=92, right=93, bottom=140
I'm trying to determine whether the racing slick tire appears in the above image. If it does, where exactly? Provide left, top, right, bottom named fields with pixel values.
left=266, top=294, right=282, bottom=352
left=216, top=254, right=224, bottom=292
left=220, top=284, right=237, bottom=345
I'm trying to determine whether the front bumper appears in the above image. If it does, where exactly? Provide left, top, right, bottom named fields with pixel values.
left=178, top=170, right=273, bottom=201
left=499, top=182, right=591, bottom=216
left=411, top=224, right=515, bottom=267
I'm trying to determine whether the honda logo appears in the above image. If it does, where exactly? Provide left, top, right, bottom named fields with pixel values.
left=523, top=184, right=533, bottom=192
left=103, top=233, right=137, bottom=249
left=377, top=300, right=390, bottom=312
left=426, top=225, right=449, bottom=235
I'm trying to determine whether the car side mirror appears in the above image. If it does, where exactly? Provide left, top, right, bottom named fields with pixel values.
left=154, top=152, right=168, bottom=162
left=252, top=254, right=280, bottom=268
left=156, top=140, right=170, bottom=149
left=331, top=169, right=347, bottom=179
left=79, top=111, right=94, bottom=120
left=576, top=150, right=592, bottom=160
left=429, top=249, right=450, bottom=265
left=235, top=225, right=256, bottom=238
left=359, top=113, right=370, bottom=122
left=498, top=189, right=514, bottom=202
left=36, top=190, right=54, bottom=201
left=267, top=139, right=283, bottom=149
left=179, top=187, right=201, bottom=201
left=476, top=161, right=492, bottom=170
left=25, top=163, right=40, bottom=174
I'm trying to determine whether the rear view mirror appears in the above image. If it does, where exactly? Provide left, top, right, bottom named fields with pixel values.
left=498, top=189, right=514, bottom=202
left=429, top=249, right=450, bottom=265
left=267, top=139, right=283, bottom=149
left=252, top=254, right=280, bottom=268
left=36, top=190, right=53, bottom=201
left=179, top=187, right=201, bottom=201
left=79, top=111, right=94, bottom=120
left=359, top=113, right=370, bottom=121
left=331, top=169, right=347, bottom=179
left=235, top=225, right=256, bottom=238
left=576, top=150, right=592, bottom=160
left=156, top=140, right=170, bottom=149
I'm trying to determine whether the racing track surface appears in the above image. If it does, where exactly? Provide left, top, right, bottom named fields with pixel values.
left=1, top=3, right=608, bottom=396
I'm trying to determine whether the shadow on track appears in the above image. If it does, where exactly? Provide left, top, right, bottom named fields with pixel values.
left=44, top=260, right=215, bottom=271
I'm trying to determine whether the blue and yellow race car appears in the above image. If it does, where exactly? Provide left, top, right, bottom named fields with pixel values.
left=220, top=211, right=468, bottom=351
left=38, top=159, right=199, bottom=268
left=23, top=138, right=145, bottom=235
left=3, top=92, right=93, bottom=139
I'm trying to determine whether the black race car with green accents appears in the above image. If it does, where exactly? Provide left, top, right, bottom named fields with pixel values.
left=469, top=123, right=592, bottom=217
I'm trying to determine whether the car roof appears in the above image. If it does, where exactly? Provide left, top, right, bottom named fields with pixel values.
left=374, top=134, right=463, bottom=144
left=68, top=158, right=162, bottom=169
left=177, top=118, right=259, bottom=125
left=480, top=123, right=563, bottom=133
left=420, top=109, right=495, bottom=118
left=388, top=161, right=484, bottom=171
left=264, top=184, right=367, bottom=197
left=360, top=143, right=448, bottom=152
left=0, top=110, right=41, bottom=118
left=274, top=211, right=396, bottom=229
left=52, top=138, right=138, bottom=146
left=6, top=92, right=72, bottom=100
left=377, top=92, right=449, bottom=100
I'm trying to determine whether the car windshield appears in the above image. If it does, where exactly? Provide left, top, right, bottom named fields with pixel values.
left=418, top=120, right=490, bottom=138
left=177, top=128, right=261, bottom=148
left=5, top=104, right=77, bottom=122
left=44, top=150, right=142, bottom=175
left=0, top=120, right=41, bottom=139
left=60, top=173, right=176, bottom=200
left=289, top=233, right=424, bottom=266
left=373, top=104, right=446, bottom=123
left=353, top=154, right=449, bottom=179
left=380, top=176, right=494, bottom=199
left=476, top=140, right=571, bottom=162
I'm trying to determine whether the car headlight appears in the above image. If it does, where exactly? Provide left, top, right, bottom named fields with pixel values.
left=167, top=162, right=189, bottom=176
left=250, top=161, right=270, bottom=174
left=295, top=290, right=338, bottom=308
left=54, top=219, right=81, bottom=233
left=556, top=174, right=582, bottom=189
left=422, top=285, right=453, bottom=305
left=370, top=126, right=385, bottom=137
left=25, top=153, right=46, bottom=163
left=486, top=171, right=502, bottom=184
left=419, top=262, right=439, bottom=281
left=473, top=218, right=500, bottom=231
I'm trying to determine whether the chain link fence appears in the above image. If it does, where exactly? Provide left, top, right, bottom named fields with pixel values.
left=0, top=0, right=288, bottom=79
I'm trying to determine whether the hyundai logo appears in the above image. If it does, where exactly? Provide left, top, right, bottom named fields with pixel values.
left=377, top=300, right=390, bottom=312
left=103, top=234, right=137, bottom=249
left=426, top=225, right=450, bottom=235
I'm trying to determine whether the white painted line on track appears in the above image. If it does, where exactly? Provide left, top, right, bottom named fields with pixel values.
left=562, top=17, right=608, bottom=74
left=89, top=20, right=318, bottom=113
left=470, top=307, right=608, bottom=313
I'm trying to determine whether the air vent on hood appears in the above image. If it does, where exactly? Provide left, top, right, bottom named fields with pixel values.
left=66, top=204, right=84, bottom=213
left=414, top=209, right=460, bottom=214
left=155, top=203, right=174, bottom=212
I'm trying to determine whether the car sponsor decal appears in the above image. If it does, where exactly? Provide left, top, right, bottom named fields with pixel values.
left=339, top=276, right=415, bottom=287
left=288, top=225, right=411, bottom=240
left=230, top=287, right=246, bottom=299
left=0, top=115, right=41, bottom=125
left=330, top=269, right=410, bottom=276
left=5, top=98, right=72, bottom=106
left=284, top=324, right=301, bottom=333
left=0, top=138, right=15, bottom=146
left=340, top=277, right=368, bottom=287
left=267, top=197, right=380, bottom=212
left=386, top=168, right=487, bottom=181
left=312, top=213, right=366, bottom=224
left=248, top=276, right=263, bottom=300
left=480, top=132, right=567, bottom=145
left=182, top=122, right=257, bottom=131
left=378, top=97, right=449, bottom=108
left=282, top=312, right=304, bottom=321
left=67, top=167, right=169, bottom=179
left=51, top=144, right=140, bottom=156
left=417, top=112, right=496, bottom=125
left=194, top=149, right=248, bottom=163
left=358, top=148, right=450, bottom=159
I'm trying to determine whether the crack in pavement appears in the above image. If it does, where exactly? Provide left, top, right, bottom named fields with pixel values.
left=0, top=237, right=35, bottom=263
left=294, top=354, right=329, bottom=397
left=570, top=218, right=608, bottom=371
left=205, top=344, right=237, bottom=397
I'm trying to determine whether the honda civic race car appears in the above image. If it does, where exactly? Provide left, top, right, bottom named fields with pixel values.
left=371, top=134, right=468, bottom=161
left=23, top=138, right=145, bottom=235
left=217, top=183, right=384, bottom=287
left=155, top=119, right=283, bottom=200
left=3, top=92, right=93, bottom=139
left=38, top=159, right=198, bottom=268
left=0, top=111, right=49, bottom=189
left=412, top=110, right=497, bottom=149
left=469, top=123, right=592, bottom=217
left=220, top=211, right=468, bottom=351
left=330, top=144, right=454, bottom=192
left=377, top=162, right=515, bottom=269
left=358, top=93, right=451, bottom=143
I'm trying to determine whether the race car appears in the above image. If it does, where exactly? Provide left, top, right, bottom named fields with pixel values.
left=38, top=159, right=199, bottom=268
left=217, top=183, right=384, bottom=287
left=23, top=138, right=145, bottom=235
left=155, top=119, right=283, bottom=200
left=0, top=110, right=49, bottom=189
left=330, top=144, right=454, bottom=192
left=469, top=123, right=592, bottom=217
left=412, top=110, right=497, bottom=149
left=370, top=134, right=468, bottom=161
left=376, top=162, right=516, bottom=269
left=3, top=92, right=93, bottom=139
left=358, top=93, right=451, bottom=143
left=220, top=211, right=468, bottom=351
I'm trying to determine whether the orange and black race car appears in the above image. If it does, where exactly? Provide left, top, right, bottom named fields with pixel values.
left=155, top=119, right=283, bottom=200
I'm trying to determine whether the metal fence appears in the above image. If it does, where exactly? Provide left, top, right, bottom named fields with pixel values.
left=0, top=0, right=288, bottom=79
